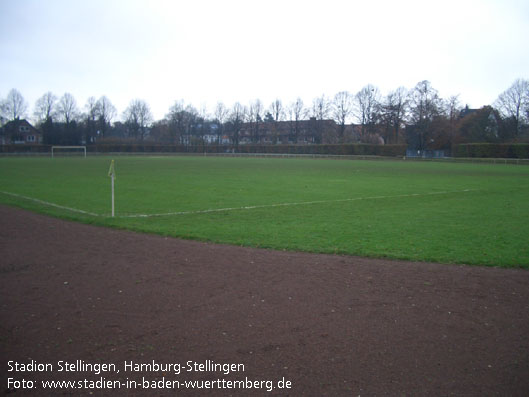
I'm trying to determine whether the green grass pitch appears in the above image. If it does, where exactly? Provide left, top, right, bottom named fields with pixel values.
left=0, top=155, right=528, bottom=268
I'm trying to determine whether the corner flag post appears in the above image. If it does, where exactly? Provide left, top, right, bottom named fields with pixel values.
left=108, top=160, right=116, bottom=217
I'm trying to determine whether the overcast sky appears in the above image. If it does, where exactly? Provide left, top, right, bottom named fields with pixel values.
left=1, top=0, right=528, bottom=121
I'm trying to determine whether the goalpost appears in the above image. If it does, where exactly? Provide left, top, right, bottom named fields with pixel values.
left=51, top=146, right=87, bottom=158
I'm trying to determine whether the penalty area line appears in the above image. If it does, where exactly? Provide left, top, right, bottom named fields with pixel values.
left=0, top=191, right=100, bottom=217
left=119, top=189, right=477, bottom=219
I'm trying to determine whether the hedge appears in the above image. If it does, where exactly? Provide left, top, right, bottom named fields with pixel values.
left=0, top=144, right=408, bottom=157
left=2, top=143, right=527, bottom=159
left=0, top=145, right=50, bottom=153
left=227, top=144, right=407, bottom=157
left=453, top=143, right=529, bottom=159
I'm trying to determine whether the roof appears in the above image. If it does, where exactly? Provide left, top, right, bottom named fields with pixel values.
left=1, top=119, right=40, bottom=134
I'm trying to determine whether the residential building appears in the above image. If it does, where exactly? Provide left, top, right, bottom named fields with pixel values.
left=0, top=119, right=43, bottom=145
left=238, top=118, right=340, bottom=144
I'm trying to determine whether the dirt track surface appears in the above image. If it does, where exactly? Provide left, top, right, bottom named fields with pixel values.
left=1, top=205, right=529, bottom=396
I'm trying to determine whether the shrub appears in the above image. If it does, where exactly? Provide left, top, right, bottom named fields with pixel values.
left=453, top=143, right=529, bottom=158
left=0, top=143, right=407, bottom=157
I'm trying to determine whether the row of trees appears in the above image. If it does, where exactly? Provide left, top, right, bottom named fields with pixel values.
left=1, top=79, right=528, bottom=147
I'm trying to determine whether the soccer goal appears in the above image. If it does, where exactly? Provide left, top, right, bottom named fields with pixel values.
left=51, top=146, right=87, bottom=158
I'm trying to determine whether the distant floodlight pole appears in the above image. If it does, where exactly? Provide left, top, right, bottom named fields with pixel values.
left=108, top=159, right=116, bottom=217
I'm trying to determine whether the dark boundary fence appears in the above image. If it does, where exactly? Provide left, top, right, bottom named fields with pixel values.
left=0, top=143, right=406, bottom=156
left=85, top=143, right=409, bottom=157
left=1, top=143, right=528, bottom=163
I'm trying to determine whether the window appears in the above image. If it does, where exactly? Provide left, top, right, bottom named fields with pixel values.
left=19, top=126, right=30, bottom=133
left=27, top=135, right=35, bottom=142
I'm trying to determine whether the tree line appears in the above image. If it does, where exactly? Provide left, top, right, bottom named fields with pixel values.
left=1, top=79, right=528, bottom=149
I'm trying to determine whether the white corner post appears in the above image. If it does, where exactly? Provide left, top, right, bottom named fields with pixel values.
left=108, top=159, right=116, bottom=217
left=111, top=172, right=115, bottom=217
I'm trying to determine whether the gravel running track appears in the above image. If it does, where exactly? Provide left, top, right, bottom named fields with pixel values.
left=1, top=205, right=528, bottom=396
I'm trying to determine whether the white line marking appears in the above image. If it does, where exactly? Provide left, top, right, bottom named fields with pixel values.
left=0, top=191, right=100, bottom=217
left=118, top=189, right=476, bottom=218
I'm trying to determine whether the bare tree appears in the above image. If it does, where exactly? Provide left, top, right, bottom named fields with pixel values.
left=269, top=99, right=284, bottom=122
left=96, top=96, right=117, bottom=136
left=287, top=98, right=305, bottom=143
left=228, top=102, right=246, bottom=148
left=443, top=95, right=461, bottom=146
left=83, top=96, right=99, bottom=143
left=183, top=105, right=199, bottom=144
left=123, top=99, right=153, bottom=141
left=167, top=100, right=185, bottom=144
left=311, top=95, right=330, bottom=120
left=57, top=93, right=79, bottom=125
left=166, top=100, right=198, bottom=145
left=408, top=80, right=442, bottom=124
left=196, top=104, right=209, bottom=145
left=268, top=99, right=284, bottom=144
left=34, top=92, right=57, bottom=124
left=1, top=89, right=28, bottom=121
left=494, top=78, right=529, bottom=135
left=354, top=85, right=381, bottom=139
left=85, top=97, right=99, bottom=122
left=332, top=91, right=353, bottom=142
left=214, top=102, right=229, bottom=144
left=407, top=80, right=443, bottom=151
left=444, top=95, right=461, bottom=119
left=380, top=87, right=408, bottom=143
left=311, top=95, right=330, bottom=144
left=248, top=99, right=263, bottom=143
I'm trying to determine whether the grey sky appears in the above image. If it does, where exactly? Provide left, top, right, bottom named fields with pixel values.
left=1, top=0, right=528, bottom=121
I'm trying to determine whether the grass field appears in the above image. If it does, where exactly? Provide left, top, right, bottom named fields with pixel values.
left=0, top=155, right=528, bottom=268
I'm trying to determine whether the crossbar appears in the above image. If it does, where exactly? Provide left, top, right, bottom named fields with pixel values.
left=51, top=146, right=87, bottom=158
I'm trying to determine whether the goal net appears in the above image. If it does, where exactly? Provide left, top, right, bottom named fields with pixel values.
left=51, top=146, right=87, bottom=158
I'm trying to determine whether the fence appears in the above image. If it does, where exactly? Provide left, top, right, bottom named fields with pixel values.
left=1, top=143, right=528, bottom=163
